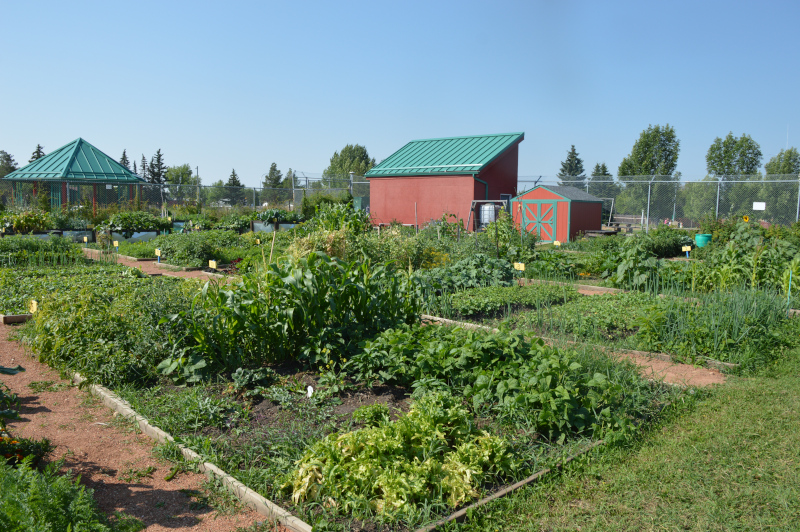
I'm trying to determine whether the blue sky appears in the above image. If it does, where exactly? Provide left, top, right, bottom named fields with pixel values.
left=2, top=0, right=799, bottom=187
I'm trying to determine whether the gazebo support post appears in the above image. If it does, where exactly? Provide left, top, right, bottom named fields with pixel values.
left=62, top=182, right=67, bottom=209
left=92, top=184, right=97, bottom=217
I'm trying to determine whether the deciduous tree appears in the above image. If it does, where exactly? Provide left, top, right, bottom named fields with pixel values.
left=616, top=124, right=680, bottom=220
left=0, top=151, right=18, bottom=179
left=706, top=132, right=762, bottom=177
left=322, top=144, right=375, bottom=185
left=765, top=147, right=800, bottom=176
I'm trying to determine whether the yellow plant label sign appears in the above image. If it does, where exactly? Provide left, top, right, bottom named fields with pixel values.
left=168, top=217, right=172, bottom=222
left=209, top=260, right=217, bottom=269
left=682, top=245, right=692, bottom=252
left=553, top=240, right=561, bottom=246
left=256, top=238, right=261, bottom=245
left=29, top=300, right=38, bottom=313
left=83, top=236, right=88, bottom=243
left=113, top=241, right=119, bottom=247
left=155, top=249, right=161, bottom=257
left=513, top=262, right=525, bottom=271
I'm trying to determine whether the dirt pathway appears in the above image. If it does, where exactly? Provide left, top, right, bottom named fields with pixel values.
left=81, top=247, right=225, bottom=280
left=0, top=323, right=266, bottom=532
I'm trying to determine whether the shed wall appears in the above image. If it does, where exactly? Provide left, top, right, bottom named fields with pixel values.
left=368, top=175, right=475, bottom=226
left=569, top=202, right=603, bottom=239
left=478, top=144, right=519, bottom=199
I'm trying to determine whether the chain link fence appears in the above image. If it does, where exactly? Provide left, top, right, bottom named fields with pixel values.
left=0, top=173, right=371, bottom=213
left=3, top=174, right=799, bottom=229
left=519, top=175, right=800, bottom=229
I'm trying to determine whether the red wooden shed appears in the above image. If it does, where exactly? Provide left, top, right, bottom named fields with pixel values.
left=511, top=185, right=603, bottom=243
left=365, top=132, right=523, bottom=227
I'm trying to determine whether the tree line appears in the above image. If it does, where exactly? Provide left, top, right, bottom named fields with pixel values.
left=555, top=125, right=800, bottom=222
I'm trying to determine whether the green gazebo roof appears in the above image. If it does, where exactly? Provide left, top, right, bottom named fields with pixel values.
left=3, top=138, right=144, bottom=183
left=365, top=132, right=525, bottom=177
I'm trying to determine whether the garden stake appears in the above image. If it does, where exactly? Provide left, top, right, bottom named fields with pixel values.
left=269, top=224, right=277, bottom=264
left=788, top=270, right=793, bottom=317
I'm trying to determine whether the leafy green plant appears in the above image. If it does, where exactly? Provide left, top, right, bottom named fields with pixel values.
left=446, top=284, right=576, bottom=319
left=351, top=403, right=391, bottom=427
left=108, top=211, right=170, bottom=238
left=285, top=391, right=517, bottom=521
left=345, top=324, right=626, bottom=439
left=419, top=253, right=515, bottom=291
left=0, top=458, right=113, bottom=532
left=11, top=211, right=51, bottom=234
left=165, top=253, right=424, bottom=374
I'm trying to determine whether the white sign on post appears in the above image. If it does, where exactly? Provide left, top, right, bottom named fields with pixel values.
left=753, top=202, right=766, bottom=211
left=106, top=184, right=113, bottom=190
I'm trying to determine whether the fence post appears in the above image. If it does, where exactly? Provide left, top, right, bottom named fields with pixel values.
left=715, top=179, right=721, bottom=218
left=645, top=179, right=652, bottom=233
left=349, top=172, right=354, bottom=197
left=796, top=176, right=800, bottom=223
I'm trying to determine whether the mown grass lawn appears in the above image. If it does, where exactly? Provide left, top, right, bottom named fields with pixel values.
left=448, top=352, right=800, bottom=532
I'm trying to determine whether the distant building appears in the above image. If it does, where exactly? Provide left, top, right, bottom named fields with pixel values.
left=365, top=132, right=523, bottom=228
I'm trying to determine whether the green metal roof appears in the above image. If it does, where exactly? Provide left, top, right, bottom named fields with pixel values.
left=365, top=132, right=524, bottom=177
left=3, top=138, right=144, bottom=183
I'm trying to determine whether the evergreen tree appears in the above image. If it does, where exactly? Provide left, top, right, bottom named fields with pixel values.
left=557, top=145, right=585, bottom=187
left=227, top=168, right=242, bottom=187
left=588, top=162, right=620, bottom=199
left=120, top=149, right=130, bottom=170
left=262, top=163, right=283, bottom=189
left=133, top=160, right=137, bottom=175
left=0, top=151, right=18, bottom=179
left=147, top=149, right=167, bottom=184
left=261, top=163, right=288, bottom=205
left=226, top=169, right=246, bottom=206
left=29, top=144, right=46, bottom=163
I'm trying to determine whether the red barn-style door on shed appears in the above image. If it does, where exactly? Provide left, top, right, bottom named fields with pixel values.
left=520, top=200, right=557, bottom=242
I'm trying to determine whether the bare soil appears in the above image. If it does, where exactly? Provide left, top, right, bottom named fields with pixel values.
left=0, top=323, right=271, bottom=532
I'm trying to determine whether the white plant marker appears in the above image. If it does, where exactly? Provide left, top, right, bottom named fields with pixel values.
left=307, top=386, right=314, bottom=398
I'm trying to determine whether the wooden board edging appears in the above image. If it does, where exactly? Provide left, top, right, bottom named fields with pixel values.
left=414, top=440, right=605, bottom=531
left=71, top=373, right=312, bottom=532
left=1, top=314, right=33, bottom=325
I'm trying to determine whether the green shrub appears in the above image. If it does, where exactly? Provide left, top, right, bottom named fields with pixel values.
left=299, top=190, right=352, bottom=220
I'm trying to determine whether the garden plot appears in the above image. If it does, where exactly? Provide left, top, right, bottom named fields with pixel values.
left=1, top=252, right=684, bottom=531
left=442, top=284, right=800, bottom=372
